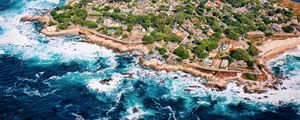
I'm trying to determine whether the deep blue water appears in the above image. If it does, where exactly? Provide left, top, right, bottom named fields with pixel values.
left=0, top=0, right=300, bottom=120
left=293, top=0, right=300, bottom=3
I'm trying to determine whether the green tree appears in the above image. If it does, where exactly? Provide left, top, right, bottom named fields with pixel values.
left=224, top=28, right=240, bottom=40
left=192, top=45, right=208, bottom=59
left=114, top=7, right=121, bottom=13
left=165, top=34, right=181, bottom=42
left=282, top=25, right=294, bottom=33
left=142, top=35, right=155, bottom=44
left=82, top=20, right=98, bottom=28
left=127, top=23, right=133, bottom=32
left=230, top=48, right=251, bottom=61
left=155, top=47, right=168, bottom=55
left=247, top=45, right=260, bottom=56
left=173, top=46, right=190, bottom=59
left=243, top=73, right=258, bottom=80
left=151, top=31, right=166, bottom=41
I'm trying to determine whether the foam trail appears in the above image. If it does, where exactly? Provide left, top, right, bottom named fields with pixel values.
left=47, top=0, right=60, bottom=4
left=0, top=49, right=4, bottom=55
left=87, top=73, right=123, bottom=92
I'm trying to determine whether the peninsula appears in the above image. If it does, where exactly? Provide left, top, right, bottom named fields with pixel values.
left=21, top=0, right=300, bottom=93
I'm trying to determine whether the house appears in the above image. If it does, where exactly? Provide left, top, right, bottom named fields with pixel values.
left=223, top=37, right=246, bottom=49
left=295, top=25, right=300, bottom=32
left=175, top=31, right=186, bottom=40
left=203, top=58, right=213, bottom=66
left=86, top=16, right=98, bottom=22
left=220, top=59, right=229, bottom=69
left=271, top=23, right=282, bottom=32
left=212, top=59, right=222, bottom=67
left=233, top=7, right=248, bottom=13
left=208, top=52, right=217, bottom=58
left=220, top=42, right=231, bottom=52
left=103, top=19, right=121, bottom=27
left=229, top=60, right=248, bottom=68
left=247, top=31, right=265, bottom=37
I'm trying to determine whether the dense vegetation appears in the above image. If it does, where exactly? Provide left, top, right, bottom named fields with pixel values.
left=49, top=0, right=300, bottom=69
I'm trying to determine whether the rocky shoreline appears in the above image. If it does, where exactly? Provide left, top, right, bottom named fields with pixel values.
left=20, top=15, right=284, bottom=93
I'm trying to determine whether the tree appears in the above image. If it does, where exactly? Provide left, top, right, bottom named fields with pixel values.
left=224, top=28, right=240, bottom=40
left=247, top=45, right=260, bottom=56
left=246, top=60, right=254, bottom=68
left=127, top=23, right=133, bottom=32
left=155, top=47, right=168, bottom=55
left=75, top=9, right=87, bottom=20
left=230, top=48, right=251, bottom=61
left=114, top=7, right=121, bottom=13
left=82, top=20, right=98, bottom=28
left=192, top=45, right=208, bottom=59
left=201, top=40, right=219, bottom=51
left=256, top=22, right=268, bottom=32
left=282, top=25, right=294, bottom=33
left=71, top=16, right=83, bottom=24
left=151, top=31, right=166, bottom=41
left=163, top=25, right=172, bottom=34
left=176, top=11, right=188, bottom=25
left=142, top=35, right=155, bottom=44
left=173, top=46, right=190, bottom=59
left=58, top=23, right=68, bottom=30
left=243, top=73, right=258, bottom=80
left=165, top=34, right=181, bottom=42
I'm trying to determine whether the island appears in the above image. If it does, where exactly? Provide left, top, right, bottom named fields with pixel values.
left=20, top=0, right=300, bottom=93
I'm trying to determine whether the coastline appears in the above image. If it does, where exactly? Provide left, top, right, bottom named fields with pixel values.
left=279, top=0, right=300, bottom=16
left=258, top=37, right=300, bottom=62
left=20, top=15, right=286, bottom=93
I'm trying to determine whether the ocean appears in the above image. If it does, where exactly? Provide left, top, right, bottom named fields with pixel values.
left=294, top=0, right=300, bottom=3
left=0, top=0, right=300, bottom=119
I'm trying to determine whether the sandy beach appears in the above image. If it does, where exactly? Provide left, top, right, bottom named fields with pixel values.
left=258, top=37, right=300, bottom=62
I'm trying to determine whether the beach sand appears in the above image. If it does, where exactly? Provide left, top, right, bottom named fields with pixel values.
left=258, top=37, right=300, bottom=62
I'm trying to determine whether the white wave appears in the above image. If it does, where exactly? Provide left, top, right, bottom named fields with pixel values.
left=125, top=105, right=151, bottom=120
left=47, top=0, right=60, bottom=4
left=129, top=66, right=300, bottom=105
left=0, top=16, right=4, bottom=23
left=23, top=87, right=58, bottom=97
left=0, top=26, right=35, bottom=45
left=87, top=73, right=123, bottom=92
left=71, top=113, right=85, bottom=120
left=35, top=72, right=45, bottom=78
left=0, top=49, right=4, bottom=55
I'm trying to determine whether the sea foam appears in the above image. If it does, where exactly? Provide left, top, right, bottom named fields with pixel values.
left=87, top=73, right=123, bottom=92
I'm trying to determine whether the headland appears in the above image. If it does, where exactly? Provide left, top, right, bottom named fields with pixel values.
left=20, top=0, right=300, bottom=93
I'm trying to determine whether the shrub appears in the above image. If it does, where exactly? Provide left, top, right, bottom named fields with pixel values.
left=247, top=45, right=260, bottom=56
left=48, top=21, right=56, bottom=26
left=155, top=47, right=168, bottom=55
left=282, top=25, right=294, bottom=33
left=122, top=34, right=128, bottom=38
left=165, top=34, right=181, bottom=42
left=192, top=45, right=208, bottom=59
left=173, top=46, right=190, bottom=59
left=243, top=73, right=258, bottom=80
left=162, top=54, right=169, bottom=59
left=82, top=20, right=98, bottom=28
left=230, top=48, right=251, bottom=61
left=142, top=35, right=155, bottom=44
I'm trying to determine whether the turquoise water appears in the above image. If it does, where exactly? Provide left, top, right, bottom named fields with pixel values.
left=0, top=0, right=300, bottom=119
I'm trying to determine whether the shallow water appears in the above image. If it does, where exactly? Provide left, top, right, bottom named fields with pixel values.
left=0, top=0, right=300, bottom=119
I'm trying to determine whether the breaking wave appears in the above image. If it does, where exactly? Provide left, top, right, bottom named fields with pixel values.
left=0, top=0, right=300, bottom=119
